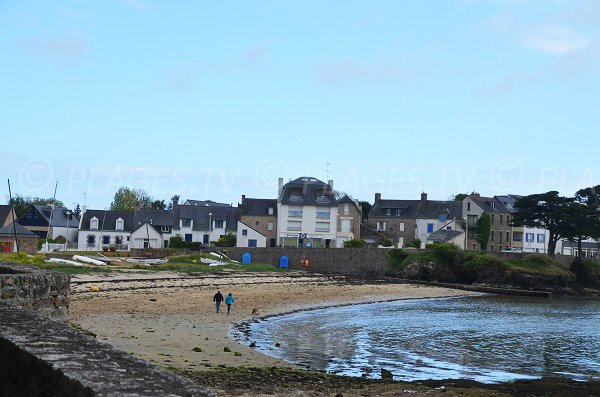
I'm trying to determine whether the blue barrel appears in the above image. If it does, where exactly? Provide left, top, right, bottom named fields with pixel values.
left=242, top=252, right=252, bottom=264
left=279, top=256, right=289, bottom=269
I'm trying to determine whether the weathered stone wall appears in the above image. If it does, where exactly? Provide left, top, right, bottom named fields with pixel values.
left=0, top=301, right=214, bottom=397
left=223, top=247, right=394, bottom=276
left=0, top=262, right=70, bottom=322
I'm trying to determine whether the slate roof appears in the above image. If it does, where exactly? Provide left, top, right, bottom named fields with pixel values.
left=30, top=205, right=80, bottom=228
left=184, top=199, right=230, bottom=207
left=561, top=240, right=600, bottom=249
left=79, top=210, right=135, bottom=232
left=0, top=222, right=37, bottom=237
left=279, top=177, right=336, bottom=207
left=240, top=198, right=277, bottom=216
left=369, top=199, right=422, bottom=218
left=495, top=195, right=523, bottom=214
left=175, top=204, right=239, bottom=232
left=360, top=224, right=384, bottom=241
left=134, top=209, right=174, bottom=229
left=0, top=205, right=14, bottom=225
left=427, top=229, right=464, bottom=243
left=417, top=201, right=463, bottom=219
left=468, top=195, right=510, bottom=213
left=337, top=195, right=357, bottom=206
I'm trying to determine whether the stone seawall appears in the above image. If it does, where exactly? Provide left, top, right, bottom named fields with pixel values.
left=0, top=262, right=70, bottom=322
left=222, top=247, right=394, bottom=276
left=0, top=301, right=214, bottom=397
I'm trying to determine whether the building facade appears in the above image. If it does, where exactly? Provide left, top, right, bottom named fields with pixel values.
left=237, top=197, right=277, bottom=248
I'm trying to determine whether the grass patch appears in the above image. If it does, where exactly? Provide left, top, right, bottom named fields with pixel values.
left=0, top=252, right=113, bottom=274
left=504, top=254, right=569, bottom=275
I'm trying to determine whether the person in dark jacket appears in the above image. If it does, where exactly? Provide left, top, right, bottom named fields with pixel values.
left=213, top=291, right=224, bottom=313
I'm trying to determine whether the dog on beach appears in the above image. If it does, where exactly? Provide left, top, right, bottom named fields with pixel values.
left=251, top=308, right=260, bottom=316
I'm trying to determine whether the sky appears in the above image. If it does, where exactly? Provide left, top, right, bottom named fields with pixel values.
left=1, top=0, right=599, bottom=209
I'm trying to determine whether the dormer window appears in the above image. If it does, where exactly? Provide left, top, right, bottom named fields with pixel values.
left=90, top=217, right=98, bottom=230
left=268, top=207, right=274, bottom=215
left=289, top=188, right=304, bottom=203
left=386, top=209, right=391, bottom=216
left=439, top=213, right=447, bottom=222
left=116, top=218, right=124, bottom=231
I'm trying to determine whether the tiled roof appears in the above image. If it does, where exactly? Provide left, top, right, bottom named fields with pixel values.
left=469, top=195, right=510, bottom=213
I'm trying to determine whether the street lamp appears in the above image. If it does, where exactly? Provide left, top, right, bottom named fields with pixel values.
left=208, top=212, right=213, bottom=247
left=65, top=210, right=72, bottom=251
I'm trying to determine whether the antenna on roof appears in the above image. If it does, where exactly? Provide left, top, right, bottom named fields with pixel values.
left=324, top=162, right=331, bottom=181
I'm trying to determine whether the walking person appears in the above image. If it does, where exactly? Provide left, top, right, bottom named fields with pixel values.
left=213, top=290, right=224, bottom=314
left=225, top=293, right=235, bottom=315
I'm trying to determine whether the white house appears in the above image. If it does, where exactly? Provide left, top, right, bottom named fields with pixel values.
left=131, top=222, right=163, bottom=249
left=276, top=177, right=339, bottom=248
left=236, top=221, right=267, bottom=248
left=172, top=200, right=239, bottom=245
left=77, top=210, right=134, bottom=251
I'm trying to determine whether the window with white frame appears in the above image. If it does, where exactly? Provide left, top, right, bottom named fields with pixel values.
left=90, top=217, right=98, bottom=230
left=287, top=221, right=301, bottom=231
left=267, top=221, right=273, bottom=231
left=268, top=207, right=274, bottom=215
left=316, top=209, right=330, bottom=219
left=116, top=218, right=124, bottom=231
left=526, top=233, right=535, bottom=242
left=288, top=207, right=303, bottom=218
left=399, top=222, right=405, bottom=232
left=214, top=220, right=224, bottom=229
left=315, top=222, right=330, bottom=232
left=537, top=234, right=545, bottom=243
left=377, top=221, right=386, bottom=231
left=341, top=219, right=351, bottom=233
left=344, top=204, right=349, bottom=215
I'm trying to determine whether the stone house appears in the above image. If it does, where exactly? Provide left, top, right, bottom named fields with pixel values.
left=463, top=194, right=515, bottom=252
left=0, top=222, right=38, bottom=254
left=336, top=195, right=362, bottom=247
left=237, top=196, right=277, bottom=248
left=368, top=192, right=463, bottom=248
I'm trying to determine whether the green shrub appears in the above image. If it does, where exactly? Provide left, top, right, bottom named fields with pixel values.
left=169, top=235, right=202, bottom=250
left=343, top=239, right=365, bottom=248
left=461, top=253, right=505, bottom=282
left=380, top=239, right=393, bottom=247
left=406, top=239, right=422, bottom=249
left=214, top=233, right=236, bottom=247
left=388, top=249, right=410, bottom=271
left=430, top=243, right=460, bottom=266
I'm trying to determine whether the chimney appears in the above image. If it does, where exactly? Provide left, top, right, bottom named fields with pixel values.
left=421, top=192, right=428, bottom=202
left=241, top=194, right=246, bottom=202
left=375, top=193, right=381, bottom=202
left=172, top=197, right=179, bottom=211
left=328, top=179, right=334, bottom=191
left=278, top=178, right=284, bottom=198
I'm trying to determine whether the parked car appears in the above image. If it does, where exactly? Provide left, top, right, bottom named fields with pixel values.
left=501, top=248, right=522, bottom=253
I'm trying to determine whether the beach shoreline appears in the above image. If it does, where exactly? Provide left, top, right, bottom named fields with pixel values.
left=70, top=271, right=475, bottom=372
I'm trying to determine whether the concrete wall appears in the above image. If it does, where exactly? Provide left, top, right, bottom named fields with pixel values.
left=0, top=262, right=70, bottom=322
left=223, top=247, right=393, bottom=276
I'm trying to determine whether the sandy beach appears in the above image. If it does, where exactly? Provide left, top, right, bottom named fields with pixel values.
left=67, top=271, right=491, bottom=396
